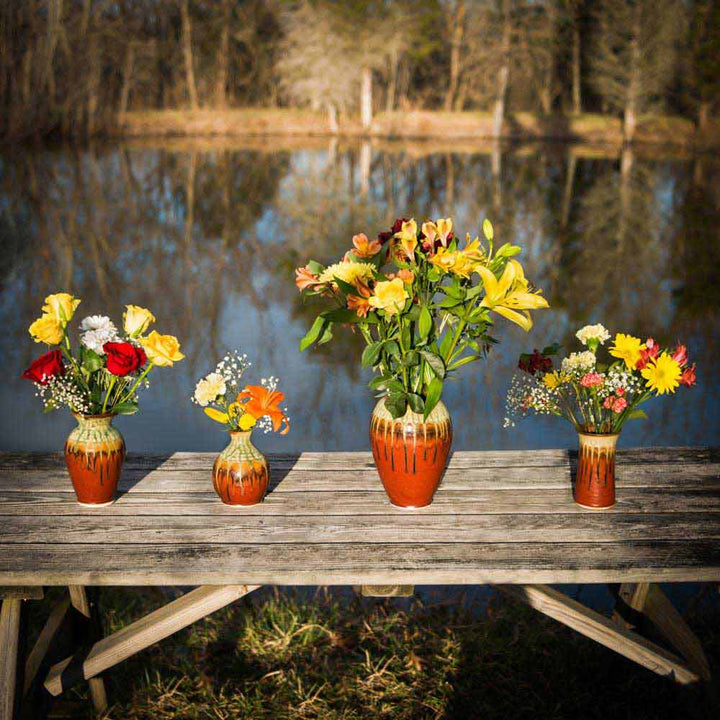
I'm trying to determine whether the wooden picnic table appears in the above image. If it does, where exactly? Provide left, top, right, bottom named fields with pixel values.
left=0, top=447, right=718, bottom=718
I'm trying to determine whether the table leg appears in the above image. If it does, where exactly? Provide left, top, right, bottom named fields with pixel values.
left=0, top=599, right=22, bottom=720
left=68, top=587, right=108, bottom=714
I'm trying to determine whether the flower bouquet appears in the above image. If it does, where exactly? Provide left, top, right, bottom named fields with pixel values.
left=296, top=217, right=548, bottom=507
left=505, top=324, right=697, bottom=508
left=193, top=352, right=290, bottom=505
left=23, top=293, right=184, bottom=505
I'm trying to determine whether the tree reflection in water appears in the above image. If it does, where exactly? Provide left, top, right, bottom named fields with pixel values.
left=0, top=139, right=717, bottom=452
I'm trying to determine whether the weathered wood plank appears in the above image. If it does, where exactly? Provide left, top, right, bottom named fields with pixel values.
left=1, top=541, right=719, bottom=586
left=44, top=585, right=259, bottom=697
left=0, top=487, right=718, bottom=516
left=2, top=513, right=719, bottom=545
left=23, top=597, right=71, bottom=695
left=499, top=585, right=700, bottom=684
left=643, top=584, right=713, bottom=681
left=67, top=587, right=107, bottom=712
left=2, top=463, right=717, bottom=494
left=0, top=598, right=22, bottom=720
left=1, top=447, right=717, bottom=472
left=0, top=587, right=43, bottom=600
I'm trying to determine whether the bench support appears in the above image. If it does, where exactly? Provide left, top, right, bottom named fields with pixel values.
left=45, top=584, right=259, bottom=698
left=0, top=599, right=23, bottom=720
left=499, top=583, right=710, bottom=685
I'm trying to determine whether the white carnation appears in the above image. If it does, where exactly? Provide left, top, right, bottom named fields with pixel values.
left=576, top=323, right=610, bottom=347
left=194, top=372, right=227, bottom=407
left=561, top=350, right=596, bottom=375
left=80, top=316, right=119, bottom=355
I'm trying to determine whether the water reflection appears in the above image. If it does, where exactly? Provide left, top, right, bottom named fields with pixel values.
left=1, top=139, right=718, bottom=453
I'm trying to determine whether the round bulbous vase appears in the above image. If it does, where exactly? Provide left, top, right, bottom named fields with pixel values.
left=64, top=413, right=125, bottom=506
left=212, top=431, right=269, bottom=506
left=574, top=431, right=619, bottom=510
left=370, top=399, right=453, bottom=508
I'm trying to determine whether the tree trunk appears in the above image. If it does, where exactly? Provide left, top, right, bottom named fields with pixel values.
left=327, top=101, right=338, bottom=133
left=623, top=3, right=642, bottom=144
left=444, top=0, right=466, bottom=112
left=119, top=42, right=135, bottom=121
left=697, top=100, right=710, bottom=133
left=386, top=48, right=398, bottom=114
left=492, top=0, right=511, bottom=138
left=571, top=20, right=581, bottom=115
left=215, top=0, right=230, bottom=107
left=181, top=0, right=199, bottom=110
left=360, top=66, right=372, bottom=130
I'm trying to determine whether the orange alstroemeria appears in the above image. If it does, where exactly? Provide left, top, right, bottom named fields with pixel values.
left=352, top=233, right=382, bottom=259
left=295, top=265, right=321, bottom=291
left=347, top=279, right=372, bottom=318
left=237, top=385, right=290, bottom=434
left=393, top=219, right=418, bottom=261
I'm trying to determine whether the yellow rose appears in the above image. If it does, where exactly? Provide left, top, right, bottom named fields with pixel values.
left=124, top=305, right=156, bottom=337
left=42, top=293, right=80, bottom=323
left=238, top=413, right=257, bottom=431
left=368, top=278, right=409, bottom=316
left=140, top=331, right=185, bottom=367
left=29, top=314, right=63, bottom=345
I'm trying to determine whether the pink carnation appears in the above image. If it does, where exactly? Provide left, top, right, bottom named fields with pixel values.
left=612, top=397, right=628, bottom=413
left=603, top=396, right=614, bottom=409
left=580, top=372, right=604, bottom=388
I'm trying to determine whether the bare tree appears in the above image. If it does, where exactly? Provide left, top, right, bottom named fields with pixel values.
left=181, top=0, right=199, bottom=110
left=590, top=0, right=685, bottom=142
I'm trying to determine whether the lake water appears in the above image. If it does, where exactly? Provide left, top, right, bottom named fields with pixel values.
left=1, top=138, right=718, bottom=454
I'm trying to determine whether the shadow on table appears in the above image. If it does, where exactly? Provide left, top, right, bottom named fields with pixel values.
left=114, top=453, right=183, bottom=498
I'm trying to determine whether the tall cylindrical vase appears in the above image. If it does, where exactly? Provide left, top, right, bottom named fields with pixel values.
left=370, top=399, right=452, bottom=508
left=64, top=413, right=125, bottom=506
left=212, top=430, right=269, bottom=506
left=574, top=431, right=619, bottom=510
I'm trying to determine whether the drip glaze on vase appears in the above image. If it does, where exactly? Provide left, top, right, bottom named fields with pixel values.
left=64, top=413, right=125, bottom=505
left=370, top=399, right=452, bottom=508
left=212, top=430, right=269, bottom=505
left=574, top=432, right=618, bottom=510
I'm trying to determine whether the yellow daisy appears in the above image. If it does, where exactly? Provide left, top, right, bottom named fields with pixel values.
left=609, top=333, right=645, bottom=370
left=641, top=353, right=682, bottom=395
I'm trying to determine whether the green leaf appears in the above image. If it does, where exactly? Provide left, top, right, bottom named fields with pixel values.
left=362, top=342, right=384, bottom=368
left=299, top=316, right=326, bottom=352
left=317, top=325, right=333, bottom=345
left=385, top=340, right=400, bottom=359
left=439, top=296, right=462, bottom=308
left=369, top=375, right=390, bottom=390
left=541, top=343, right=561, bottom=356
left=82, top=349, right=104, bottom=373
left=407, top=393, right=425, bottom=413
left=628, top=409, right=648, bottom=420
left=420, top=350, right=445, bottom=378
left=384, top=393, right=407, bottom=419
left=333, top=277, right=358, bottom=296
left=400, top=350, right=419, bottom=367
left=322, top=308, right=358, bottom=324
left=424, top=377, right=443, bottom=419
left=386, top=378, right=405, bottom=394
left=418, top=306, right=433, bottom=339
left=307, top=260, right=324, bottom=275
left=113, top=402, right=139, bottom=415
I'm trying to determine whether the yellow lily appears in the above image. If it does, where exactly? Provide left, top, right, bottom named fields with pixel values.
left=476, top=259, right=549, bottom=331
left=436, top=218, right=453, bottom=246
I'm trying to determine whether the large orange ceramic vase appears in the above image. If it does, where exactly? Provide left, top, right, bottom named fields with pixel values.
left=212, top=430, right=269, bottom=505
left=574, top=432, right=619, bottom=510
left=370, top=399, right=452, bottom=508
left=64, top=413, right=125, bottom=506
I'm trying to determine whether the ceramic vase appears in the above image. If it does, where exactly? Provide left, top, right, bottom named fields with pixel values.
left=212, top=431, right=269, bottom=505
left=370, top=399, right=452, bottom=508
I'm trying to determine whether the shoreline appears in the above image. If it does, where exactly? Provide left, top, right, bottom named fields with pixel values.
left=114, top=108, right=720, bottom=150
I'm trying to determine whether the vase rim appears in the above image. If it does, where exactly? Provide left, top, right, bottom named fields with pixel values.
left=577, top=430, right=620, bottom=438
left=228, top=429, right=253, bottom=436
left=72, top=411, right=117, bottom=420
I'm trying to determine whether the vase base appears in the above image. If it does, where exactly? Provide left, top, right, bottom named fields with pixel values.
left=389, top=501, right=432, bottom=509
left=574, top=500, right=615, bottom=511
left=76, top=499, right=116, bottom=507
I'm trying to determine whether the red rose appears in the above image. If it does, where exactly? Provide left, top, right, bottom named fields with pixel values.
left=104, top=342, right=147, bottom=377
left=519, top=349, right=553, bottom=375
left=22, top=349, right=65, bottom=384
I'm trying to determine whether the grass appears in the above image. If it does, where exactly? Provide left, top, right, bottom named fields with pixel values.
left=31, top=585, right=720, bottom=719
left=117, top=108, right=719, bottom=147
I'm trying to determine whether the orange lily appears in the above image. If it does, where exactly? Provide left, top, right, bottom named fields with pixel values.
left=237, top=385, right=290, bottom=434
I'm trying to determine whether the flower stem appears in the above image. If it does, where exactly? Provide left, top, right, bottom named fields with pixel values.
left=117, top=362, right=154, bottom=405
left=102, top=375, right=116, bottom=414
